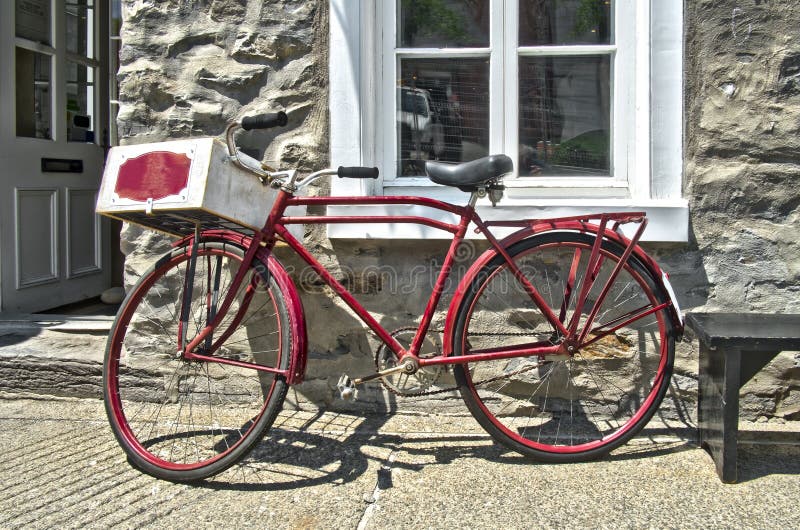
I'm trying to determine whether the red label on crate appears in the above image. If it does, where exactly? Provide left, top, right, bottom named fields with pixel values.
left=114, top=151, right=191, bottom=201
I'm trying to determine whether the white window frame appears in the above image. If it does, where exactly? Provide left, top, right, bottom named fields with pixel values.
left=328, top=0, right=687, bottom=241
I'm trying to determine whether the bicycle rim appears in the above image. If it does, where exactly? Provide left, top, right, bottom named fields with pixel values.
left=104, top=241, right=290, bottom=480
left=453, top=232, right=674, bottom=461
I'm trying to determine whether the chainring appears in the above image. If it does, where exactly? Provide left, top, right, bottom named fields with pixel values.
left=374, top=327, right=445, bottom=396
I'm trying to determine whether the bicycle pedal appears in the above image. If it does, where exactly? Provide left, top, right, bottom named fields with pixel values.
left=337, top=374, right=358, bottom=401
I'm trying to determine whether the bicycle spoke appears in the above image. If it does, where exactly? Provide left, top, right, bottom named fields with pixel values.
left=454, top=233, right=673, bottom=461
left=105, top=243, right=289, bottom=478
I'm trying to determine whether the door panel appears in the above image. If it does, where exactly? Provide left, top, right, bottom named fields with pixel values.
left=67, top=188, right=101, bottom=278
left=15, top=188, right=59, bottom=288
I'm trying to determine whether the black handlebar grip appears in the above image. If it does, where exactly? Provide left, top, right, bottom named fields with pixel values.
left=240, top=111, right=288, bottom=131
left=337, top=166, right=379, bottom=179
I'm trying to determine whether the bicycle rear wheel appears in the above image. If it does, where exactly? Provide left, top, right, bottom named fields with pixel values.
left=453, top=232, right=675, bottom=462
left=104, top=241, right=290, bottom=481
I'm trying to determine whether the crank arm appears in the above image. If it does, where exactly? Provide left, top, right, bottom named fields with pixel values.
left=352, top=361, right=415, bottom=385
left=339, top=362, right=414, bottom=401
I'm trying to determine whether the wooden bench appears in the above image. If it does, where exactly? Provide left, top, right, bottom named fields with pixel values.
left=685, top=312, right=800, bottom=483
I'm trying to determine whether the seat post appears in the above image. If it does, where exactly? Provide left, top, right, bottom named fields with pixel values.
left=468, top=190, right=481, bottom=209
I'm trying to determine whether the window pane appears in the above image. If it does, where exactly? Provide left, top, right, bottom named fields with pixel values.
left=66, top=61, right=95, bottom=143
left=518, top=56, right=610, bottom=177
left=16, top=48, right=52, bottom=139
left=519, top=0, right=612, bottom=46
left=66, top=0, right=95, bottom=58
left=16, top=0, right=51, bottom=45
left=399, top=0, right=489, bottom=48
left=111, top=0, right=122, bottom=37
left=398, top=58, right=489, bottom=177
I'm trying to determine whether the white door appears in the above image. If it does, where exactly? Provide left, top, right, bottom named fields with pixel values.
left=0, top=0, right=111, bottom=313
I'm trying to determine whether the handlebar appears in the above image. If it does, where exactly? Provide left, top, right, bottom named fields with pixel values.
left=241, top=111, right=288, bottom=131
left=337, top=166, right=379, bottom=179
left=224, top=113, right=378, bottom=190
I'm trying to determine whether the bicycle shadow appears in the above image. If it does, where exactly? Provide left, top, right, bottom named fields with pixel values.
left=201, top=407, right=698, bottom=492
left=202, top=323, right=705, bottom=492
left=205, top=239, right=708, bottom=492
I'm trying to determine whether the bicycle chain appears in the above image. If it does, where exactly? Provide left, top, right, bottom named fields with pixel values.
left=373, top=328, right=554, bottom=398
left=373, top=323, right=688, bottom=399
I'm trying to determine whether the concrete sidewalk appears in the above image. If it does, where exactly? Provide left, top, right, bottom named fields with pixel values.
left=0, top=394, right=799, bottom=529
left=1, top=317, right=799, bottom=528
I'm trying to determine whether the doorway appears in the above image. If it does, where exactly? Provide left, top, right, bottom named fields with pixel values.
left=0, top=0, right=117, bottom=313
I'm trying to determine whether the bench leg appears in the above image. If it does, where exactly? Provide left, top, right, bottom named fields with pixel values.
left=698, top=344, right=740, bottom=483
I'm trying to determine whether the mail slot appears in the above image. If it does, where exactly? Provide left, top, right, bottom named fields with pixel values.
left=41, top=158, right=83, bottom=173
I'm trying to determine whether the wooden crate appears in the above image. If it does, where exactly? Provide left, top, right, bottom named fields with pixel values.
left=96, top=137, right=304, bottom=238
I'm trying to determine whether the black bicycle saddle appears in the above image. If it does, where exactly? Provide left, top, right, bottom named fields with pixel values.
left=425, top=155, right=513, bottom=192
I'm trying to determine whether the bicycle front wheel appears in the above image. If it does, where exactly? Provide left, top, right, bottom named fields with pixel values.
left=453, top=232, right=675, bottom=462
left=104, top=241, right=291, bottom=481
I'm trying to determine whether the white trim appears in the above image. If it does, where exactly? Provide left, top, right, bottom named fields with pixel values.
left=328, top=198, right=688, bottom=242
left=396, top=48, right=492, bottom=58
left=632, top=0, right=651, bottom=199
left=14, top=37, right=57, bottom=55
left=651, top=0, right=684, bottom=199
left=328, top=0, right=687, bottom=242
left=489, top=0, right=505, bottom=159
left=378, top=0, right=394, bottom=189
left=517, top=45, right=618, bottom=56
left=329, top=0, right=371, bottom=196
left=501, top=0, right=516, bottom=163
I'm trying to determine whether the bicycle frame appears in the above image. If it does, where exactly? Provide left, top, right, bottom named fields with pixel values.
left=100, top=117, right=688, bottom=478
left=178, top=186, right=682, bottom=384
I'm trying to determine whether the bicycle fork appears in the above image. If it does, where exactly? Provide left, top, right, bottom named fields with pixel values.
left=176, top=225, right=273, bottom=362
left=176, top=224, right=202, bottom=355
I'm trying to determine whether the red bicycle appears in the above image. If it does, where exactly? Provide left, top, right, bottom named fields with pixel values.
left=101, top=112, right=684, bottom=482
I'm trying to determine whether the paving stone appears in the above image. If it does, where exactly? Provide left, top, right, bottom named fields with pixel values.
left=0, top=396, right=797, bottom=529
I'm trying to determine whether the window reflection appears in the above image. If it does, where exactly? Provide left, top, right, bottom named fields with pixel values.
left=66, top=0, right=95, bottom=58
left=519, top=0, right=612, bottom=46
left=399, top=0, right=490, bottom=48
left=16, top=48, right=52, bottom=139
left=397, top=58, right=489, bottom=177
left=67, top=61, right=95, bottom=142
left=518, top=56, right=610, bottom=177
left=16, top=0, right=52, bottom=45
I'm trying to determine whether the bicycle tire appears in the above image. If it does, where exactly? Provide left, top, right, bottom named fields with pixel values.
left=452, top=232, right=675, bottom=462
left=104, top=241, right=290, bottom=481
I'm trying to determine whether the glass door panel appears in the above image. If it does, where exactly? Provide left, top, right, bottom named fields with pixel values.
left=16, top=47, right=53, bottom=139
left=16, top=0, right=52, bottom=45
left=66, top=0, right=95, bottom=58
left=66, top=61, right=95, bottom=142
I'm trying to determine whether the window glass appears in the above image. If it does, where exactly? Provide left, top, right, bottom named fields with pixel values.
left=397, top=58, right=490, bottom=177
left=16, top=48, right=52, bottom=139
left=399, top=0, right=490, bottom=48
left=66, top=0, right=95, bottom=58
left=519, top=0, right=612, bottom=46
left=16, top=0, right=52, bottom=45
left=518, top=56, right=610, bottom=177
left=111, top=0, right=122, bottom=37
left=66, top=61, right=95, bottom=143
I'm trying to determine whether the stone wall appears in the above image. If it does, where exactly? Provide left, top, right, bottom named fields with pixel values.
left=116, top=0, right=799, bottom=421
left=684, top=0, right=800, bottom=421
left=117, top=0, right=327, bottom=164
left=118, top=0, right=329, bottom=287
